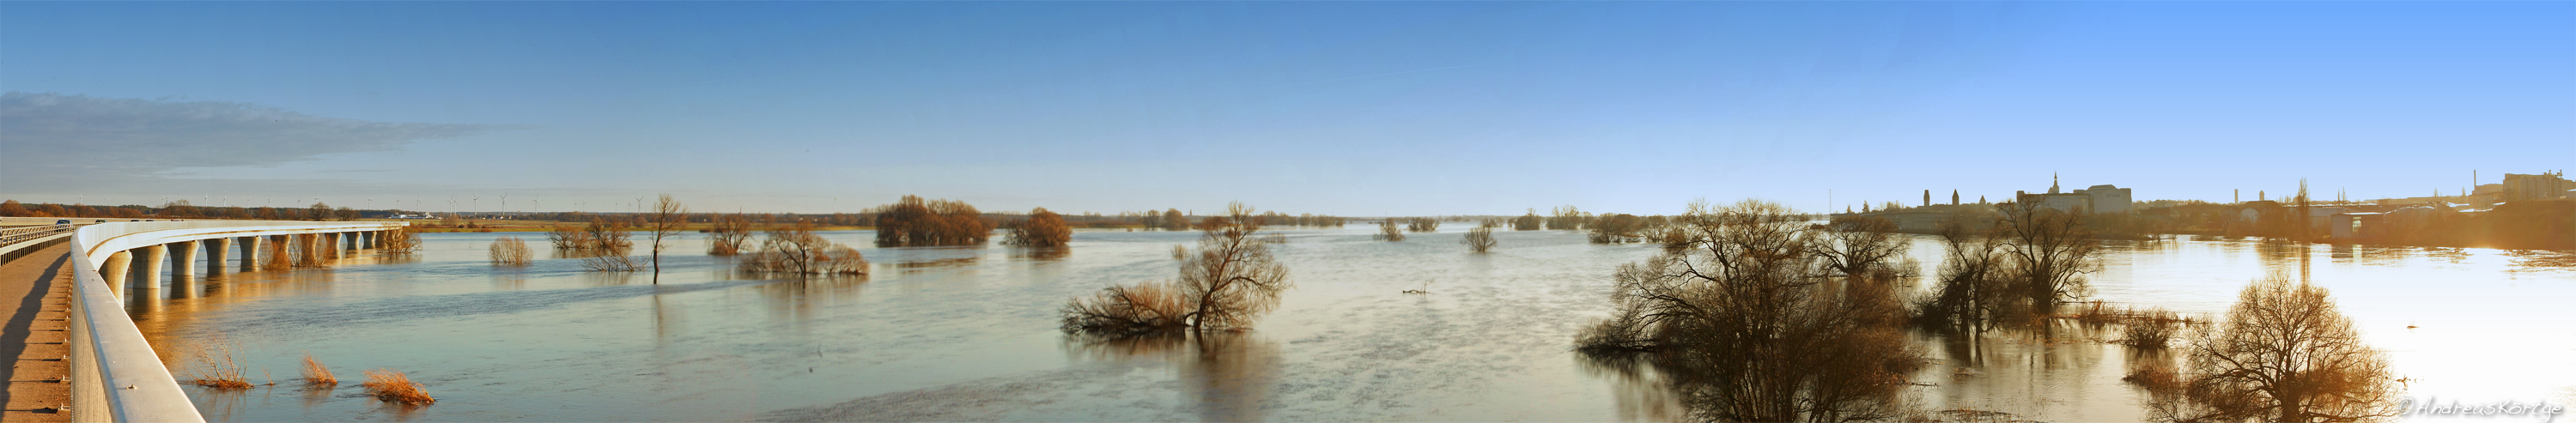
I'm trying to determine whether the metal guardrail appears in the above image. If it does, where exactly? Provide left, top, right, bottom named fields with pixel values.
left=2, top=225, right=75, bottom=246
left=67, top=221, right=406, bottom=423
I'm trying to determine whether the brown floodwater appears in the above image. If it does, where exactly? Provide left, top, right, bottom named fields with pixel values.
left=125, top=228, right=2576, bottom=421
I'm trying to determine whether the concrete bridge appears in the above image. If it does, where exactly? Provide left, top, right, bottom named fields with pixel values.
left=0, top=221, right=406, bottom=422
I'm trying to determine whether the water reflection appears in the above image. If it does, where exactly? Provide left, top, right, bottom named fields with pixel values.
left=750, top=276, right=866, bottom=330
left=1575, top=350, right=1682, bottom=422
left=893, top=257, right=978, bottom=272
left=1009, top=246, right=1069, bottom=261
left=1063, top=331, right=1281, bottom=422
left=2504, top=249, right=2576, bottom=271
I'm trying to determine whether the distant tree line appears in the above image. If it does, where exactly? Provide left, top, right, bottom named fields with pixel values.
left=1, top=199, right=362, bottom=221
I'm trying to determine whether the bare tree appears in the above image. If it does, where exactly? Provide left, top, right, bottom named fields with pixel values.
left=489, top=237, right=532, bottom=266
left=739, top=220, right=867, bottom=275
left=547, top=224, right=591, bottom=250
left=707, top=213, right=754, bottom=256
left=1574, top=200, right=1921, bottom=422
left=1513, top=208, right=1543, bottom=231
left=1814, top=215, right=1905, bottom=277
left=1916, top=215, right=2015, bottom=332
left=378, top=227, right=422, bottom=255
left=1063, top=202, right=1291, bottom=334
left=646, top=195, right=686, bottom=284
left=1375, top=219, right=1406, bottom=241
left=1461, top=226, right=1498, bottom=253
left=2145, top=274, right=2403, bottom=423
left=580, top=218, right=639, bottom=272
left=1996, top=200, right=2101, bottom=312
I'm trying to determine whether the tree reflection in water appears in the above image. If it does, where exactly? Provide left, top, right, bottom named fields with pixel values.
left=1063, top=331, right=1280, bottom=422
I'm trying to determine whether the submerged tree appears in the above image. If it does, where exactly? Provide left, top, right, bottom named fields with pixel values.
left=1996, top=201, right=2103, bottom=312
left=1513, top=209, right=1544, bottom=231
left=707, top=213, right=755, bottom=256
left=1062, top=202, right=1291, bottom=335
left=1375, top=219, right=1406, bottom=241
left=378, top=227, right=422, bottom=255
left=646, top=195, right=687, bottom=284
left=1915, top=215, right=2017, bottom=331
left=1813, top=215, right=1905, bottom=277
left=488, top=237, right=532, bottom=266
left=1004, top=208, right=1074, bottom=248
left=1405, top=217, right=1440, bottom=233
left=1587, top=214, right=1645, bottom=244
left=739, top=220, right=868, bottom=275
left=2145, top=274, right=2403, bottom=423
left=1461, top=226, right=1498, bottom=253
left=873, top=195, right=993, bottom=246
left=578, top=218, right=639, bottom=272
left=1548, top=205, right=1589, bottom=231
left=1574, top=200, right=1921, bottom=422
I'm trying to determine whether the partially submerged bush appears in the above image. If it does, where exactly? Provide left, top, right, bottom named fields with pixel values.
left=489, top=237, right=532, bottom=266
left=573, top=218, right=639, bottom=271
left=2118, top=309, right=2182, bottom=348
left=301, top=354, right=337, bottom=386
left=183, top=335, right=252, bottom=390
left=707, top=213, right=755, bottom=256
left=1060, top=281, right=1189, bottom=336
left=2142, top=274, right=2402, bottom=423
left=378, top=228, right=422, bottom=255
left=1062, top=202, right=1290, bottom=335
left=1461, top=226, right=1498, bottom=253
left=1376, top=219, right=1406, bottom=241
left=1004, top=208, right=1073, bottom=247
left=1586, top=214, right=1644, bottom=244
left=739, top=221, right=868, bottom=275
left=1405, top=217, right=1439, bottom=233
left=547, top=225, right=591, bottom=250
left=873, top=195, right=993, bottom=246
left=361, top=369, right=435, bottom=406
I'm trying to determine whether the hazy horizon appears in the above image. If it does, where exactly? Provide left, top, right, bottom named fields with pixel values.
left=4, top=2, right=2570, bottom=215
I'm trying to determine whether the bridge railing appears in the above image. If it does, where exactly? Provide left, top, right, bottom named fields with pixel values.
left=2, top=225, right=75, bottom=247
left=68, top=221, right=406, bottom=423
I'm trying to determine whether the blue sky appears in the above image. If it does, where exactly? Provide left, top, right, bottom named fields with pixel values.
left=3, top=2, right=2568, bottom=215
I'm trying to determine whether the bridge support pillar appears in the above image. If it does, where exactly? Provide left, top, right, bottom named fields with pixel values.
left=101, top=251, right=131, bottom=298
left=319, top=233, right=337, bottom=260
left=205, top=238, right=230, bottom=276
left=269, top=235, right=289, bottom=267
left=238, top=236, right=263, bottom=271
left=170, top=240, right=198, bottom=280
left=139, top=245, right=167, bottom=293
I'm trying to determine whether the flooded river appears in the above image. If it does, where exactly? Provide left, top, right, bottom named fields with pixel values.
left=128, top=227, right=2575, bottom=421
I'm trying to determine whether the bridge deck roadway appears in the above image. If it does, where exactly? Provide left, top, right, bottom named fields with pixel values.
left=0, top=244, right=71, bottom=422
